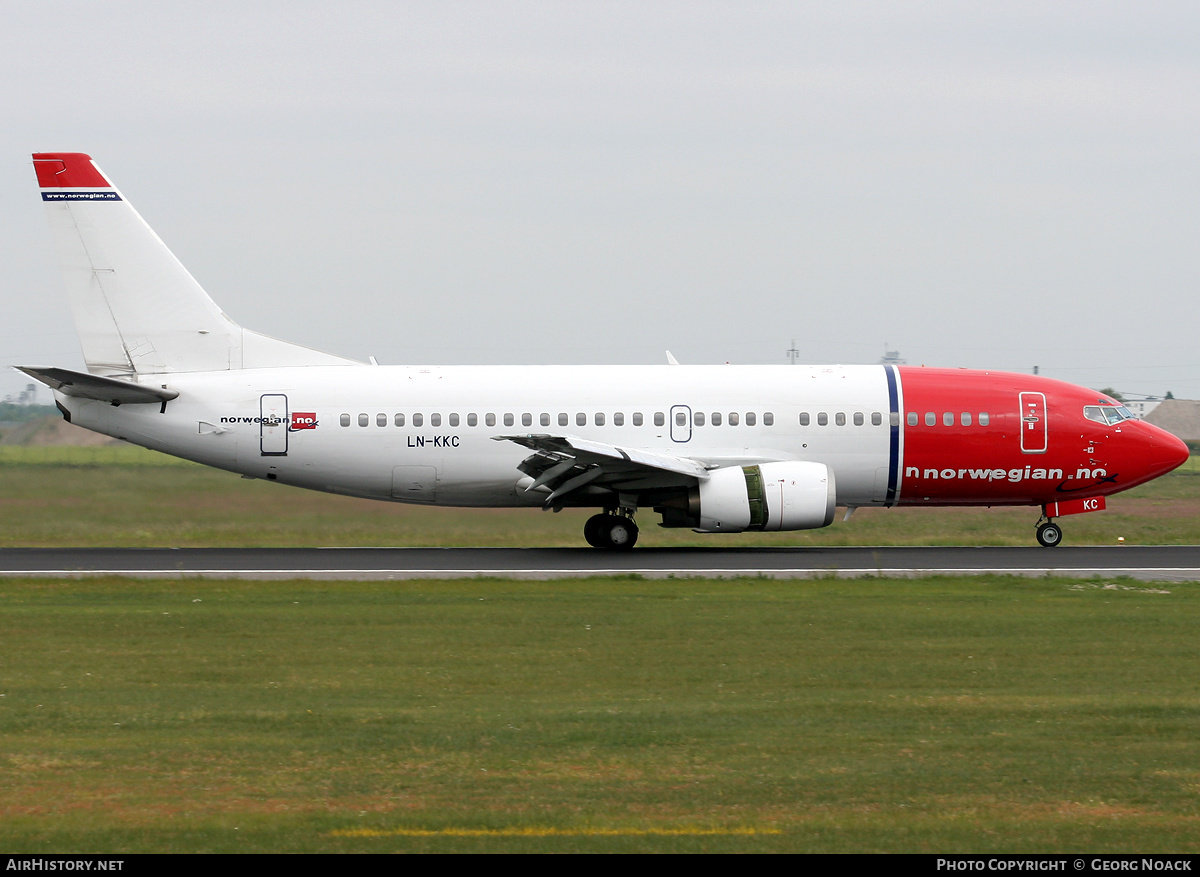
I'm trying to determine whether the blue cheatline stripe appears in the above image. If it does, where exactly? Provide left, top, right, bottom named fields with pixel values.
left=41, top=191, right=121, bottom=201
left=885, top=365, right=900, bottom=505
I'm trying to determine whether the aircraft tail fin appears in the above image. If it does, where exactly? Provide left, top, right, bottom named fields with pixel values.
left=32, top=153, right=360, bottom=375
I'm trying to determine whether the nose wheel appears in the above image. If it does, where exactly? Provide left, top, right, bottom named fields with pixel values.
left=584, top=513, right=639, bottom=549
left=1035, top=519, right=1063, bottom=548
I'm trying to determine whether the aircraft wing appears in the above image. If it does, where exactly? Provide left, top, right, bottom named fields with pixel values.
left=494, top=434, right=711, bottom=505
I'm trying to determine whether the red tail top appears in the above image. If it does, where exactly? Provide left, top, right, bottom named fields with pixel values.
left=32, top=153, right=111, bottom=188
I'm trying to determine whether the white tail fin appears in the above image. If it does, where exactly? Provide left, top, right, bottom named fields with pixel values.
left=33, top=153, right=360, bottom=375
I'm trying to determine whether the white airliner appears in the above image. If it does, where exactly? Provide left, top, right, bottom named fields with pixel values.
left=21, top=153, right=1189, bottom=548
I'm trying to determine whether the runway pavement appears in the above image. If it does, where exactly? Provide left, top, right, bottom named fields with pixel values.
left=1, top=545, right=1199, bottom=580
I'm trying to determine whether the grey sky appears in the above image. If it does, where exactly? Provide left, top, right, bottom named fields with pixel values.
left=3, top=1, right=1199, bottom=402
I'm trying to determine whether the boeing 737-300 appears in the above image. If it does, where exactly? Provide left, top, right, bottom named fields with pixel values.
left=19, top=152, right=1190, bottom=548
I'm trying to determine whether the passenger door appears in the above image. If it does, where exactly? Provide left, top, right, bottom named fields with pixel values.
left=260, top=394, right=289, bottom=456
left=1019, top=392, right=1047, bottom=454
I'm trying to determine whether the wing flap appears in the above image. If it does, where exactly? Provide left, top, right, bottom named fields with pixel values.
left=494, top=434, right=710, bottom=506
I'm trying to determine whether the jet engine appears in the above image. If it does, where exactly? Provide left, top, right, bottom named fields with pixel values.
left=656, top=461, right=837, bottom=532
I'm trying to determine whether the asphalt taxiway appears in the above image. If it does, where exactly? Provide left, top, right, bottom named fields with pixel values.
left=1, top=546, right=1198, bottom=580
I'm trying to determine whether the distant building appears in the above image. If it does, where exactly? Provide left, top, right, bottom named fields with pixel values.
left=879, top=348, right=906, bottom=366
left=1144, top=399, right=1200, bottom=441
left=1123, top=399, right=1162, bottom=420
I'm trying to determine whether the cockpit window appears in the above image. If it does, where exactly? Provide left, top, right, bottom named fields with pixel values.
left=1084, top=405, right=1133, bottom=425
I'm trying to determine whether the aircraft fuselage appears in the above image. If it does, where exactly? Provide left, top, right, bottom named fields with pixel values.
left=61, top=363, right=1184, bottom=514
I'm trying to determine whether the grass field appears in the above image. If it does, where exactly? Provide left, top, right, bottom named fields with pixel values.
left=2, top=575, right=1199, bottom=853
left=1, top=446, right=1198, bottom=547
left=2, top=450, right=1198, bottom=852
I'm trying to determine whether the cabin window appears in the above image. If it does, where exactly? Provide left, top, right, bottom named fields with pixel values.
left=729, top=412, right=739, bottom=426
left=654, top=412, right=665, bottom=427
left=633, top=412, right=644, bottom=426
left=960, top=412, right=971, bottom=426
left=853, top=412, right=864, bottom=426
left=376, top=413, right=387, bottom=427
left=359, top=414, right=369, bottom=427
left=712, top=412, right=722, bottom=426
left=676, top=411, right=687, bottom=426
left=799, top=412, right=810, bottom=426
left=614, top=412, right=624, bottom=426
left=341, top=414, right=350, bottom=427
left=764, top=412, right=774, bottom=426
left=431, top=413, right=442, bottom=427
left=486, top=413, right=496, bottom=427
left=521, top=413, right=532, bottom=427
left=817, top=412, right=828, bottom=426
left=907, top=412, right=918, bottom=426
left=413, top=413, right=423, bottom=427
left=559, top=413, right=569, bottom=427
left=394, top=413, right=406, bottom=427
left=925, top=412, right=936, bottom=426
left=504, top=413, right=514, bottom=427
left=449, top=413, right=460, bottom=427
left=942, top=412, right=953, bottom=426
left=595, top=413, right=605, bottom=426
left=693, top=411, right=705, bottom=426
left=467, top=413, right=477, bottom=427
left=746, top=412, right=756, bottom=426
left=979, top=412, right=990, bottom=426
left=872, top=412, right=882, bottom=426
left=540, top=413, right=550, bottom=427
left=576, top=413, right=587, bottom=427
left=836, top=412, right=847, bottom=426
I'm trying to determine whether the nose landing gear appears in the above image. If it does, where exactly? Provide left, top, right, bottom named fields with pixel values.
left=584, top=512, right=639, bottom=549
left=1035, top=516, right=1062, bottom=548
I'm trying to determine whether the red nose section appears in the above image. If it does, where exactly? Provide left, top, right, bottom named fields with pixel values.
left=1152, top=427, right=1191, bottom=476
left=1128, top=421, right=1191, bottom=487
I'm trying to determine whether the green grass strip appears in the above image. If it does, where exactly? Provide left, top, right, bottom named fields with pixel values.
left=1, top=575, right=1199, bottom=853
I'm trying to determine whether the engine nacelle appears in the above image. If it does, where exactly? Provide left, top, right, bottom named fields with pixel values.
left=661, top=461, right=836, bottom=533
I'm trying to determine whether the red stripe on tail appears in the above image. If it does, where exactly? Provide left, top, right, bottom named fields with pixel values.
left=32, top=153, right=111, bottom=188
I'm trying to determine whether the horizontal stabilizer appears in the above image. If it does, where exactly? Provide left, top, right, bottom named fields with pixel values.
left=17, top=366, right=178, bottom=405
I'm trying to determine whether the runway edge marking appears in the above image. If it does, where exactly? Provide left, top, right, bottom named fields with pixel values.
left=1, top=568, right=1199, bottom=581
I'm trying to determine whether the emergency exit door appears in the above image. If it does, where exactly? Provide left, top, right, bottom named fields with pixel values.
left=670, top=405, right=692, bottom=442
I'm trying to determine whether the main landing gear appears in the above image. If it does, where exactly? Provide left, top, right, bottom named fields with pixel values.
left=1035, top=515, right=1063, bottom=548
left=584, top=512, right=639, bottom=550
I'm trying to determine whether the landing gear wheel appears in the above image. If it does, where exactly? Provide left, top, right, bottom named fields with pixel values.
left=583, top=513, right=639, bottom=549
left=603, top=515, right=639, bottom=550
left=583, top=514, right=607, bottom=548
left=1036, top=521, right=1063, bottom=548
